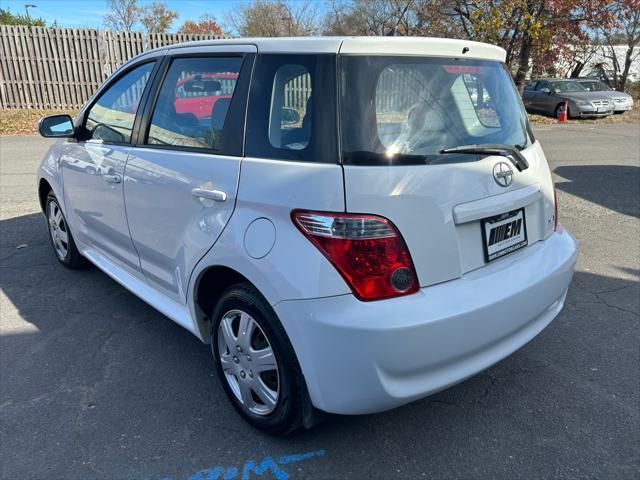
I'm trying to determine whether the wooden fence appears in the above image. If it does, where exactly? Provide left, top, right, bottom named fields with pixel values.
left=0, top=25, right=225, bottom=109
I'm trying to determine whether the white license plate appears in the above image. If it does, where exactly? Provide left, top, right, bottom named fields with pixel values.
left=481, top=208, right=528, bottom=262
left=597, top=106, right=609, bottom=112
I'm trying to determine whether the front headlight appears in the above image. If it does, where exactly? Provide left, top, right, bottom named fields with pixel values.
left=574, top=100, right=589, bottom=106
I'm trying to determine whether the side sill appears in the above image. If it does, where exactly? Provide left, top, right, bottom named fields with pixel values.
left=81, top=248, right=198, bottom=337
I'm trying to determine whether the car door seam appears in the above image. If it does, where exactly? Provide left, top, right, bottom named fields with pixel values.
left=122, top=149, right=147, bottom=276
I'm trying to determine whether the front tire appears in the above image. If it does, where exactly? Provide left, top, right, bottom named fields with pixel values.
left=45, top=192, right=87, bottom=269
left=555, top=103, right=568, bottom=119
left=211, top=283, right=305, bottom=435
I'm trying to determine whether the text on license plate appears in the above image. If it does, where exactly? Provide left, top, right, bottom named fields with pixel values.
left=482, top=208, right=528, bottom=262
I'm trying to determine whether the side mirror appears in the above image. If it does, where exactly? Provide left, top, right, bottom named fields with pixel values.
left=281, top=107, right=301, bottom=125
left=38, top=114, right=75, bottom=138
left=92, top=124, right=125, bottom=143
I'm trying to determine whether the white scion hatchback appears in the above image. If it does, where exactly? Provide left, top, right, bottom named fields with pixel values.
left=37, top=36, right=579, bottom=434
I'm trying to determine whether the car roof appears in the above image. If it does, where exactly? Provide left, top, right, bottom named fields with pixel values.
left=140, top=36, right=506, bottom=62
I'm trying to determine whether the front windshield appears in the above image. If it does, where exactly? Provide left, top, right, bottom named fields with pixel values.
left=580, top=80, right=608, bottom=91
left=340, top=56, right=533, bottom=166
left=549, top=81, right=585, bottom=92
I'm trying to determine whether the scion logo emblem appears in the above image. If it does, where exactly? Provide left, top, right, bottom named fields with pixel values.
left=493, top=161, right=514, bottom=187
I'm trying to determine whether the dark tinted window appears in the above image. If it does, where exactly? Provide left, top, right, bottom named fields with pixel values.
left=340, top=56, right=533, bottom=166
left=536, top=81, right=549, bottom=91
left=268, top=64, right=312, bottom=150
left=85, top=62, right=154, bottom=143
left=147, top=56, right=243, bottom=151
left=245, top=54, right=337, bottom=163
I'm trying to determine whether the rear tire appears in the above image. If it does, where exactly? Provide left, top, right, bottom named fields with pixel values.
left=45, top=192, right=87, bottom=269
left=210, top=282, right=305, bottom=435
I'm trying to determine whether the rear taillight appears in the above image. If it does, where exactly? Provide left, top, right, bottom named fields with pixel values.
left=292, top=210, right=419, bottom=301
left=553, top=185, right=558, bottom=231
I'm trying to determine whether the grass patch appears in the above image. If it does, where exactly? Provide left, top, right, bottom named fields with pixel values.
left=0, top=109, right=78, bottom=135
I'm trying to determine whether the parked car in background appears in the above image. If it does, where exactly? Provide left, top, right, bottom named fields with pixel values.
left=575, top=78, right=634, bottom=114
left=36, top=37, right=578, bottom=435
left=522, top=78, right=613, bottom=118
left=174, top=72, right=237, bottom=120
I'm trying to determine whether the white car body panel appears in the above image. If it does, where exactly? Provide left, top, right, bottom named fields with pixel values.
left=339, top=37, right=506, bottom=61
left=187, top=158, right=349, bottom=339
left=124, top=148, right=241, bottom=303
left=36, top=36, right=579, bottom=417
left=60, top=141, right=142, bottom=275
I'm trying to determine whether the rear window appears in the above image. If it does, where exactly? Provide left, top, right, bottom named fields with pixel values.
left=340, top=56, right=533, bottom=165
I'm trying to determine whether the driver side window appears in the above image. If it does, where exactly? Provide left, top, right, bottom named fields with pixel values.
left=85, top=62, right=154, bottom=143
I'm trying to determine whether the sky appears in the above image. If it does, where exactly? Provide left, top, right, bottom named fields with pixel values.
left=0, top=0, right=261, bottom=31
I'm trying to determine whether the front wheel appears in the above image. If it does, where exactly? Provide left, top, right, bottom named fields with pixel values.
left=211, top=283, right=305, bottom=435
left=555, top=103, right=569, bottom=119
left=45, top=192, right=87, bottom=269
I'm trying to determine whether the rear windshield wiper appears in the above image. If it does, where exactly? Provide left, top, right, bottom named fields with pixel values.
left=439, top=144, right=529, bottom=172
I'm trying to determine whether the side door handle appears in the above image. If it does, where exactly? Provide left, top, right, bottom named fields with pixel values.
left=103, top=173, right=122, bottom=184
left=191, top=187, right=227, bottom=202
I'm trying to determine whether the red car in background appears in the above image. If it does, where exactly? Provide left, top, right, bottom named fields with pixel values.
left=174, top=73, right=238, bottom=119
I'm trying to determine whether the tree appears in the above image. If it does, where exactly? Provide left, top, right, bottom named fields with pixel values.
left=179, top=15, right=224, bottom=36
left=140, top=1, right=178, bottom=34
left=104, top=0, right=140, bottom=32
left=442, top=0, right=615, bottom=89
left=225, top=0, right=319, bottom=37
left=323, top=0, right=457, bottom=37
left=595, top=0, right=640, bottom=91
left=0, top=8, right=47, bottom=26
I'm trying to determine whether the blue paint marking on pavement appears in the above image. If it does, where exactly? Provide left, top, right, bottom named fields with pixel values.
left=158, top=449, right=326, bottom=480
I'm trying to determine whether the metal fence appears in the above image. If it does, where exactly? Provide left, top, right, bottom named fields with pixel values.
left=0, top=25, right=225, bottom=109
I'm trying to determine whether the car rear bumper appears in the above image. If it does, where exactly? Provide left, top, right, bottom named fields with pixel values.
left=275, top=227, right=579, bottom=415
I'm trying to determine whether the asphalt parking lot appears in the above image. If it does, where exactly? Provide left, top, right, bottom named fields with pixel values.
left=1, top=123, right=639, bottom=480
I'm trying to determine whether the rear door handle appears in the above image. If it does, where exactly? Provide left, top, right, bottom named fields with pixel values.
left=191, top=187, right=227, bottom=202
left=103, top=173, right=122, bottom=184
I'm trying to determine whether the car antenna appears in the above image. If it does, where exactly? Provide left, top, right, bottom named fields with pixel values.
left=384, top=0, right=414, bottom=37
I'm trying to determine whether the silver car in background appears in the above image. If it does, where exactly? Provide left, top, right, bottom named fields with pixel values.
left=522, top=78, right=614, bottom=118
left=575, top=79, right=634, bottom=114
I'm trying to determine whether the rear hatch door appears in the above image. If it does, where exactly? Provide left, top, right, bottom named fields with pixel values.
left=339, top=54, right=556, bottom=287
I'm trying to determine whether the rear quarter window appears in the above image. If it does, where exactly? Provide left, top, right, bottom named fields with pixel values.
left=245, top=54, right=337, bottom=163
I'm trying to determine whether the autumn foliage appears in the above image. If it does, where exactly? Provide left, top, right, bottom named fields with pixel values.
left=179, top=15, right=223, bottom=36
